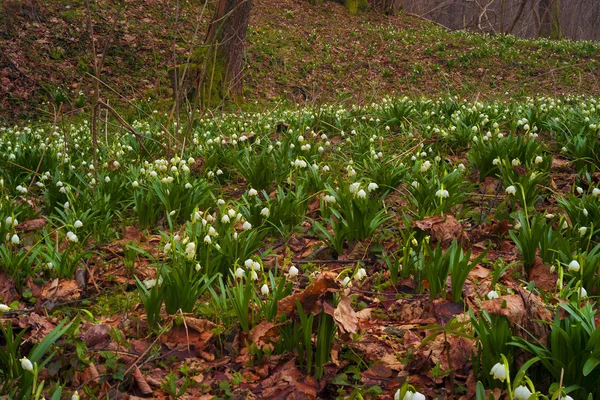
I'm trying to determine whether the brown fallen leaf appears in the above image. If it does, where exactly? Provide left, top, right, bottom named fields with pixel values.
left=133, top=366, right=153, bottom=395
left=414, top=214, right=462, bottom=244
left=326, top=297, right=357, bottom=334
left=15, top=217, right=46, bottom=232
left=41, top=279, right=81, bottom=301
left=480, top=294, right=525, bottom=325
left=277, top=272, right=339, bottom=318
left=528, top=257, right=556, bottom=292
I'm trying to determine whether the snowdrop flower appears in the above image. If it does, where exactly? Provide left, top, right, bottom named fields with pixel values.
left=534, top=156, right=543, bottom=164
left=322, top=165, right=330, bottom=172
left=242, top=221, right=252, bottom=230
left=347, top=167, right=356, bottom=177
left=244, top=259, right=254, bottom=268
left=250, top=270, right=258, bottom=280
left=487, top=290, right=499, bottom=300
left=72, top=391, right=80, bottom=400
left=288, top=265, right=299, bottom=278
left=235, top=267, right=245, bottom=278
left=435, top=189, right=449, bottom=198
left=355, top=268, right=367, bottom=280
left=402, top=391, right=425, bottom=400
left=341, top=276, right=351, bottom=287
left=16, top=185, right=27, bottom=194
left=248, top=188, right=258, bottom=196
left=216, top=169, right=223, bottom=175
left=490, top=362, right=506, bottom=381
left=513, top=385, right=532, bottom=400
left=195, top=263, right=202, bottom=272
left=356, top=189, right=367, bottom=199
left=568, top=260, right=581, bottom=272
left=74, top=220, right=83, bottom=229
left=185, top=242, right=196, bottom=260
left=261, top=284, right=270, bottom=295
left=505, top=185, right=516, bottom=195
left=0, top=303, right=10, bottom=312
left=163, top=242, right=172, bottom=253
left=592, top=188, right=600, bottom=197
left=579, top=227, right=588, bottom=236
left=367, top=182, right=379, bottom=192
left=420, top=160, right=432, bottom=172
left=5, top=217, right=14, bottom=226
left=411, top=181, right=419, bottom=188
left=104, top=176, right=111, bottom=183
left=217, top=199, right=226, bottom=206
left=20, top=357, right=33, bottom=372
left=562, top=396, right=574, bottom=400
left=576, top=186, right=584, bottom=194
left=10, top=234, right=20, bottom=244
left=252, top=261, right=260, bottom=271
left=227, top=209, right=236, bottom=218
left=511, top=158, right=521, bottom=167
left=208, top=226, right=217, bottom=236
left=64, top=202, right=70, bottom=209
left=349, top=182, right=360, bottom=194
left=221, top=215, right=231, bottom=223
left=132, top=180, right=139, bottom=188
left=323, top=195, right=336, bottom=203
left=492, top=157, right=500, bottom=165
left=185, top=182, right=192, bottom=189
left=203, top=235, right=212, bottom=244
left=578, top=287, right=588, bottom=298
left=260, top=207, right=270, bottom=217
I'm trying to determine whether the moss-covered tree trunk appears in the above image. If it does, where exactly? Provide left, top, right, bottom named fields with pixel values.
left=175, top=0, right=252, bottom=109
left=345, top=0, right=368, bottom=14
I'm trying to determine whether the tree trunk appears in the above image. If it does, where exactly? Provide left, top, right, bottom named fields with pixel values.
left=175, top=0, right=252, bottom=109
left=538, top=0, right=560, bottom=39
left=345, top=0, right=368, bottom=14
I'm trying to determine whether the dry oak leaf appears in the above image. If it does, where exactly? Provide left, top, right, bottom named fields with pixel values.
left=15, top=217, right=46, bottom=232
left=41, top=279, right=81, bottom=301
left=414, top=214, right=462, bottom=244
left=324, top=296, right=358, bottom=334
left=133, top=365, right=153, bottom=395
left=277, top=272, right=339, bottom=318
left=480, top=294, right=525, bottom=325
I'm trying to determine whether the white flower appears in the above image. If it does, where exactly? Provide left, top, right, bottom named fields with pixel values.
left=411, top=181, right=419, bottom=188
left=420, top=160, right=432, bottom=172
left=228, top=209, right=237, bottom=218
left=64, top=201, right=70, bottom=209
left=208, top=226, right=217, bottom=236
left=252, top=261, right=260, bottom=271
left=20, top=357, right=33, bottom=372
left=132, top=180, right=139, bottom=188
left=235, top=267, right=245, bottom=278
left=221, top=215, right=230, bottom=223
left=341, top=276, right=351, bottom=287
left=347, top=167, right=356, bottom=177
left=323, top=195, right=336, bottom=203
left=10, top=234, right=20, bottom=244
left=74, top=220, right=83, bottom=229
left=583, top=208, right=589, bottom=216
left=216, top=169, right=223, bottom=175
left=242, top=221, right=252, bottom=230
left=104, top=176, right=111, bottom=183
left=0, top=304, right=10, bottom=312
left=195, top=263, right=202, bottom=272
left=260, top=207, right=270, bottom=217
left=505, top=185, right=516, bottom=195
left=72, top=391, right=80, bottom=400
left=562, top=396, right=574, bottom=400
left=250, top=270, right=258, bottom=280
left=410, top=392, right=425, bottom=400
left=217, top=198, right=226, bottom=205
left=435, top=189, right=449, bottom=198
left=288, top=265, right=299, bottom=278
left=355, top=268, right=367, bottom=280
left=203, top=235, right=212, bottom=244
left=490, top=362, right=506, bottom=381
left=185, top=182, right=192, bottom=189
left=164, top=242, right=172, bottom=253
left=261, top=284, right=270, bottom=295
left=16, top=185, right=27, bottom=194
left=349, top=182, right=360, bottom=194
left=356, top=189, right=367, bottom=199
left=511, top=158, right=521, bottom=167
left=579, top=227, right=588, bottom=236
left=592, top=188, right=600, bottom=197
left=248, top=188, right=258, bottom=196
left=534, top=156, right=543, bottom=164
left=244, top=259, right=254, bottom=268
left=185, top=242, right=196, bottom=260
left=487, top=290, right=499, bottom=300
left=568, top=260, right=581, bottom=272
left=513, top=385, right=532, bottom=400
left=578, top=286, right=588, bottom=298
left=367, top=182, right=379, bottom=192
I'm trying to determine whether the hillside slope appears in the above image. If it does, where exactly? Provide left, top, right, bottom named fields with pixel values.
left=1, top=0, right=599, bottom=121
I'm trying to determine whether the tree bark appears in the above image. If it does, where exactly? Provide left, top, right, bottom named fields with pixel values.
left=175, top=0, right=252, bottom=109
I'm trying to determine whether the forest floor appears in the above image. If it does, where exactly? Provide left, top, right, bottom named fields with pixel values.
left=1, top=1, right=600, bottom=400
